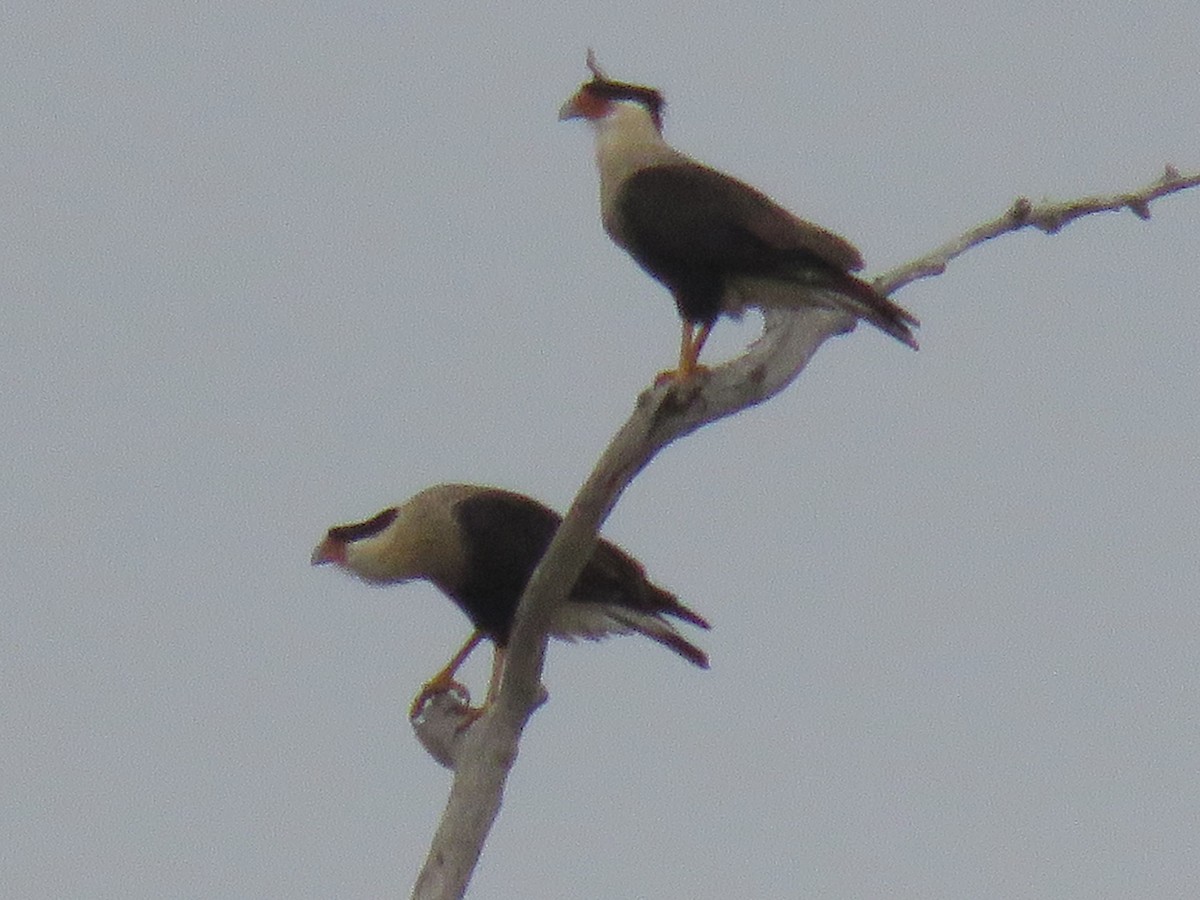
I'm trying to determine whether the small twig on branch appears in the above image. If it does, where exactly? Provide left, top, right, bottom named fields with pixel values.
left=875, top=165, right=1200, bottom=295
left=410, top=165, right=1198, bottom=899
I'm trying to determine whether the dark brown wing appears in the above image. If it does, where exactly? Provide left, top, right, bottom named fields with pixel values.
left=617, top=162, right=919, bottom=345
left=451, top=490, right=561, bottom=642
left=616, top=162, right=866, bottom=279
left=451, top=489, right=707, bottom=644
left=580, top=539, right=710, bottom=630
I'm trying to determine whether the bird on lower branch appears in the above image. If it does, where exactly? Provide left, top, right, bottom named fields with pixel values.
left=312, top=483, right=709, bottom=727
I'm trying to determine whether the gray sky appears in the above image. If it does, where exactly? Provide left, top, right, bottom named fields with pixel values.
left=4, top=2, right=1199, bottom=897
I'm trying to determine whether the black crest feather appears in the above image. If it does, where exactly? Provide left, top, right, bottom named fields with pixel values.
left=582, top=50, right=664, bottom=130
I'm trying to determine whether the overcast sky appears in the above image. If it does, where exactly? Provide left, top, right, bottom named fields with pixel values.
left=4, top=2, right=1199, bottom=898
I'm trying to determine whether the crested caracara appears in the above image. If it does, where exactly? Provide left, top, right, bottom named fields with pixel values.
left=559, top=56, right=919, bottom=380
left=312, top=483, right=709, bottom=725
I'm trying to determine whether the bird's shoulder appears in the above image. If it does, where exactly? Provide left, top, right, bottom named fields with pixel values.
left=618, top=162, right=864, bottom=271
left=451, top=489, right=561, bottom=557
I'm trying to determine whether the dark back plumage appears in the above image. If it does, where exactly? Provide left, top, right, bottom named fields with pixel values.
left=450, top=489, right=706, bottom=645
left=615, top=163, right=865, bottom=323
left=613, top=163, right=919, bottom=344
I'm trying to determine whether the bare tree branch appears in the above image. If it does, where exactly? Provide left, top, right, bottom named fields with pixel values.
left=410, top=166, right=1198, bottom=899
left=875, top=165, right=1199, bottom=295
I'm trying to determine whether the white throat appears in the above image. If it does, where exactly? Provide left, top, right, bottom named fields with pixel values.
left=591, top=101, right=683, bottom=190
left=590, top=101, right=685, bottom=242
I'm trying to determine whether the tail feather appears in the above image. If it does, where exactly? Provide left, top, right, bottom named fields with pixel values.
left=608, top=608, right=710, bottom=669
left=734, top=267, right=920, bottom=349
left=824, top=269, right=920, bottom=350
left=650, top=585, right=711, bottom=631
left=547, top=600, right=710, bottom=668
left=650, top=628, right=710, bottom=669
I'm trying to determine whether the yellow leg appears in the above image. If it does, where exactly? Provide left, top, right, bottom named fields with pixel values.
left=679, top=320, right=695, bottom=375
left=656, top=320, right=709, bottom=385
left=685, top=321, right=713, bottom=376
left=451, top=646, right=507, bottom=731
left=409, top=630, right=484, bottom=719
left=485, top=646, right=506, bottom=708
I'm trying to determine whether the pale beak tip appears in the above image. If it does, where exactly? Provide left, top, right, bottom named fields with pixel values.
left=310, top=539, right=333, bottom=567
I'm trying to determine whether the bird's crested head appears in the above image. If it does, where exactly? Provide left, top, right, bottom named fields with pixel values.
left=312, top=485, right=475, bottom=589
left=558, top=51, right=664, bottom=132
left=311, top=506, right=400, bottom=577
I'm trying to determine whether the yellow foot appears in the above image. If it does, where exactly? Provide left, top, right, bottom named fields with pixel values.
left=455, top=703, right=491, bottom=732
left=653, top=363, right=711, bottom=386
left=409, top=677, right=470, bottom=720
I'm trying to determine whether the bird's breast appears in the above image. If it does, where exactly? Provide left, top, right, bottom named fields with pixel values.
left=600, top=200, right=631, bottom=251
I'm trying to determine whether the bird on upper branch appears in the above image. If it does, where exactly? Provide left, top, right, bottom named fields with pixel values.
left=311, top=483, right=709, bottom=726
left=559, top=54, right=919, bottom=381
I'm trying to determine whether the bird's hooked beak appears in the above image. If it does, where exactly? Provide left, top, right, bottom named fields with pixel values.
left=558, top=94, right=584, bottom=121
left=310, top=536, right=344, bottom=567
